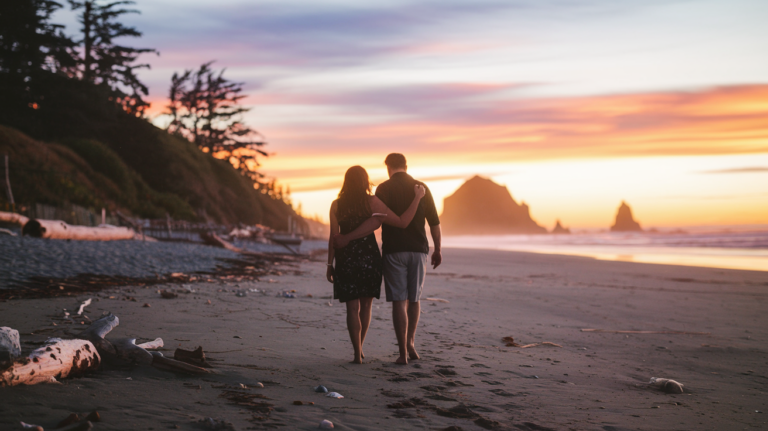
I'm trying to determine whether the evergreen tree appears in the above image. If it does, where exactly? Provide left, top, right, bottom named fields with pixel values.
left=166, top=62, right=267, bottom=182
left=0, top=0, right=75, bottom=127
left=67, top=0, right=157, bottom=116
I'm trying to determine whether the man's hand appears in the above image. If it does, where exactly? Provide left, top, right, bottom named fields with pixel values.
left=431, top=249, right=442, bottom=269
left=333, top=233, right=350, bottom=249
left=326, top=266, right=334, bottom=283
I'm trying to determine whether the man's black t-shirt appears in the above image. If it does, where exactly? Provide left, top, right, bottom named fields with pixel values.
left=375, top=172, right=440, bottom=255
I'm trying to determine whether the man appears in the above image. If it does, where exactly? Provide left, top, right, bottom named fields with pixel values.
left=334, top=153, right=442, bottom=364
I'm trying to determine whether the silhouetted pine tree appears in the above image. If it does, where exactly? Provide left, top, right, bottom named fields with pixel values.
left=0, top=0, right=76, bottom=129
left=66, top=0, right=157, bottom=116
left=166, top=62, right=267, bottom=182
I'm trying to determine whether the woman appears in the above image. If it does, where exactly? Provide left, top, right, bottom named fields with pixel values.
left=326, top=166, right=425, bottom=364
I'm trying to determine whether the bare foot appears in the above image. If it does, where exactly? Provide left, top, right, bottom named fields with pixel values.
left=361, top=350, right=365, bottom=359
left=408, top=347, right=420, bottom=360
left=395, top=355, right=408, bottom=365
left=351, top=356, right=363, bottom=364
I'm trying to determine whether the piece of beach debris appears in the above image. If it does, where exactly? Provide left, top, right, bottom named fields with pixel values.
left=254, top=382, right=264, bottom=388
left=581, top=328, right=711, bottom=335
left=319, top=419, right=334, bottom=429
left=0, top=227, right=17, bottom=236
left=198, top=417, right=235, bottom=431
left=277, top=291, right=295, bottom=298
left=1, top=338, right=100, bottom=387
left=326, top=391, right=344, bottom=399
left=1, top=327, right=22, bottom=368
left=425, top=297, right=450, bottom=303
left=314, top=385, right=328, bottom=393
left=75, top=298, right=92, bottom=316
left=160, top=290, right=178, bottom=299
left=520, top=342, right=562, bottom=349
left=142, top=303, right=151, bottom=308
left=19, top=422, right=43, bottom=431
left=235, top=290, right=247, bottom=297
left=649, top=377, right=684, bottom=394
left=84, top=411, right=100, bottom=422
left=206, top=300, right=212, bottom=304
left=502, top=336, right=519, bottom=347
left=174, top=346, right=213, bottom=368
left=150, top=351, right=211, bottom=374
left=56, top=413, right=80, bottom=428
left=55, top=420, right=93, bottom=431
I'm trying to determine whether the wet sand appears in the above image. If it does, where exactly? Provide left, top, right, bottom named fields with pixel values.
left=1, top=248, right=766, bottom=430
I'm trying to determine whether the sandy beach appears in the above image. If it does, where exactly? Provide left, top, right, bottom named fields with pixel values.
left=1, top=247, right=766, bottom=430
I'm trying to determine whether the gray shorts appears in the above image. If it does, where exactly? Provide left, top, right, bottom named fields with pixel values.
left=383, top=252, right=428, bottom=302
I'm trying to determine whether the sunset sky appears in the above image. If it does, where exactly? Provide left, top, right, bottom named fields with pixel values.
left=57, top=0, right=768, bottom=229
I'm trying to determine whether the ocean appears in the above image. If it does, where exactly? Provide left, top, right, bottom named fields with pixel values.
left=441, top=230, right=768, bottom=272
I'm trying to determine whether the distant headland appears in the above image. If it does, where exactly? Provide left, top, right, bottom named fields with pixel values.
left=439, top=176, right=651, bottom=235
left=440, top=176, right=547, bottom=235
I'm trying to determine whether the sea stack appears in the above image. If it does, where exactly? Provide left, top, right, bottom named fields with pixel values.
left=440, top=176, right=547, bottom=235
left=551, top=220, right=571, bottom=234
left=610, top=201, right=642, bottom=232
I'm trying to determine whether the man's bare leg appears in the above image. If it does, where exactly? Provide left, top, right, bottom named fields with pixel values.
left=359, top=297, right=373, bottom=359
left=392, top=300, right=409, bottom=364
left=407, top=301, right=420, bottom=360
left=345, top=299, right=363, bottom=364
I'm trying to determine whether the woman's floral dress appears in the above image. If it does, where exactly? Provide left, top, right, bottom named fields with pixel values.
left=333, top=214, right=382, bottom=302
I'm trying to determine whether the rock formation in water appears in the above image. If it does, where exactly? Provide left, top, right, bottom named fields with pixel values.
left=440, top=176, right=547, bottom=235
left=610, top=201, right=643, bottom=232
left=551, top=220, right=571, bottom=234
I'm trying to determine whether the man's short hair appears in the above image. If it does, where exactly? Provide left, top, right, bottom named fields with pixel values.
left=385, top=153, right=407, bottom=170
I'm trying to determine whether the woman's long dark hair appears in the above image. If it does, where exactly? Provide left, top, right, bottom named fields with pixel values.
left=337, top=166, right=372, bottom=220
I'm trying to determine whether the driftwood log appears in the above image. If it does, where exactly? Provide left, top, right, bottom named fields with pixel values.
left=77, top=313, right=210, bottom=374
left=0, top=338, right=100, bottom=386
left=0, top=327, right=21, bottom=368
left=1, top=313, right=209, bottom=387
left=21, top=219, right=135, bottom=241
left=0, top=211, right=28, bottom=226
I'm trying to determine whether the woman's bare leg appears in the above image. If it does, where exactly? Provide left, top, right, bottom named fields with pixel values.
left=345, top=299, right=363, bottom=364
left=359, top=297, right=373, bottom=359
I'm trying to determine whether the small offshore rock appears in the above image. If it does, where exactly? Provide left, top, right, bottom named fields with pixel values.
left=319, top=419, right=334, bottom=429
left=314, top=385, right=328, bottom=393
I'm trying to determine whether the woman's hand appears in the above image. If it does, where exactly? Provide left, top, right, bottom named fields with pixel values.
left=326, top=266, right=334, bottom=283
left=414, top=184, right=426, bottom=199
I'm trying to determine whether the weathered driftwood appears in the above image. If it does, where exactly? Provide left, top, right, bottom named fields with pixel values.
left=0, top=211, right=28, bottom=226
left=0, top=327, right=21, bottom=368
left=137, top=338, right=163, bottom=350
left=21, top=218, right=135, bottom=241
left=78, top=313, right=119, bottom=355
left=174, top=346, right=213, bottom=368
left=200, top=231, right=246, bottom=253
left=150, top=351, right=210, bottom=374
left=77, top=314, right=207, bottom=374
left=0, top=338, right=100, bottom=386
left=112, top=338, right=154, bottom=365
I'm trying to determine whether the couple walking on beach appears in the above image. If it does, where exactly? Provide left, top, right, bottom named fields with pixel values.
left=326, top=153, right=442, bottom=365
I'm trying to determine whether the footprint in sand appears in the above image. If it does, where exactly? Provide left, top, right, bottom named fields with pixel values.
left=482, top=380, right=503, bottom=385
left=475, top=372, right=493, bottom=376
left=471, top=363, right=491, bottom=368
